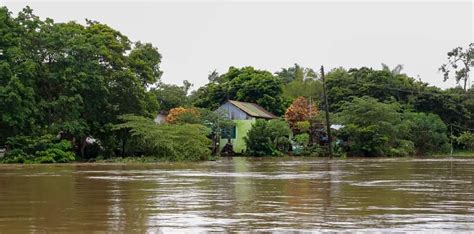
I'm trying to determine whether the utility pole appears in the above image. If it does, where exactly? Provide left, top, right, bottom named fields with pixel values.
left=321, top=66, right=333, bottom=157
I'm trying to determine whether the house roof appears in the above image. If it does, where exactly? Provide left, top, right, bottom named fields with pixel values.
left=228, top=100, right=278, bottom=119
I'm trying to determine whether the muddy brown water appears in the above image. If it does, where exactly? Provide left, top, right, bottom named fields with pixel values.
left=0, top=157, right=473, bottom=232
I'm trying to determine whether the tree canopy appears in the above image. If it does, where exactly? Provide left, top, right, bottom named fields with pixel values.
left=192, top=66, right=287, bottom=116
left=0, top=7, right=161, bottom=156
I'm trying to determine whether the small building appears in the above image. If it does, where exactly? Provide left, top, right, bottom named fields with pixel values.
left=154, top=111, right=168, bottom=124
left=215, top=100, right=278, bottom=154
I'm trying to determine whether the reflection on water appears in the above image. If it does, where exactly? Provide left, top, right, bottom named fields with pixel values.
left=0, top=158, right=473, bottom=232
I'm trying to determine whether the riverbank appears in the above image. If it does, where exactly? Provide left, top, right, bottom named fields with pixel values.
left=2, top=151, right=473, bottom=165
left=88, top=152, right=474, bottom=164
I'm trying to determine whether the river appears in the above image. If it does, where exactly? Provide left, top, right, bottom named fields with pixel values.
left=0, top=157, right=473, bottom=232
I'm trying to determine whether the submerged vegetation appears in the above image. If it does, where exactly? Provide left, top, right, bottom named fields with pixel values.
left=0, top=6, right=473, bottom=163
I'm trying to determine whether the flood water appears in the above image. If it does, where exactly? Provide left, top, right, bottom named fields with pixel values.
left=0, top=158, right=473, bottom=232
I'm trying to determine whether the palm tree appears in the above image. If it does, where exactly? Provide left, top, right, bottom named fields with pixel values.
left=381, top=63, right=404, bottom=76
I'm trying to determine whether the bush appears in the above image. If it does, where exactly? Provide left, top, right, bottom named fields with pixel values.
left=403, top=112, right=450, bottom=154
left=244, top=119, right=291, bottom=156
left=301, top=145, right=326, bottom=157
left=456, top=132, right=474, bottom=150
left=35, top=149, right=75, bottom=163
left=2, top=149, right=30, bottom=163
left=114, top=115, right=211, bottom=161
left=336, top=97, right=414, bottom=156
left=294, top=133, right=310, bottom=147
left=2, top=135, right=75, bottom=163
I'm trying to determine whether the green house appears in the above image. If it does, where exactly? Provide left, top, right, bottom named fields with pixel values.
left=216, top=100, right=278, bottom=154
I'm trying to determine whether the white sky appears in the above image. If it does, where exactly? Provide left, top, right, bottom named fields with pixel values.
left=2, top=0, right=473, bottom=89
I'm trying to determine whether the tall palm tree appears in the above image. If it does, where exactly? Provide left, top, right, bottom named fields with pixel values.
left=381, top=63, right=404, bottom=76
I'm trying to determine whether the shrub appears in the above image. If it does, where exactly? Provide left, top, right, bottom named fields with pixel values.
left=403, top=112, right=450, bottom=154
left=244, top=119, right=291, bottom=156
left=2, top=135, right=75, bottom=163
left=294, top=133, right=310, bottom=147
left=2, top=149, right=30, bottom=163
left=301, top=145, right=326, bottom=157
left=456, top=132, right=474, bottom=150
left=166, top=107, right=200, bottom=123
left=114, top=115, right=211, bottom=161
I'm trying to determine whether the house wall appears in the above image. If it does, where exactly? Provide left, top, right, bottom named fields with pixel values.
left=219, top=119, right=255, bottom=154
left=154, top=114, right=167, bottom=124
left=216, top=102, right=252, bottom=120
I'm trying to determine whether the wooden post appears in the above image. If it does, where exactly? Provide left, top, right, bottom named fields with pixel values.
left=321, top=66, right=333, bottom=157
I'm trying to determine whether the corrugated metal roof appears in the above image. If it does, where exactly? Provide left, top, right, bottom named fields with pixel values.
left=228, top=100, right=278, bottom=119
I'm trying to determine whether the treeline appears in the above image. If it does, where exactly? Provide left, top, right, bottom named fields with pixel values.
left=0, top=7, right=472, bottom=162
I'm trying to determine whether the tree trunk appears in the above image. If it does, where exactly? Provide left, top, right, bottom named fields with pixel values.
left=464, top=78, right=467, bottom=92
left=79, top=137, right=86, bottom=159
left=121, top=132, right=127, bottom=157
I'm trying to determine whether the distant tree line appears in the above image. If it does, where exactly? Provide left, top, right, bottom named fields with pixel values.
left=0, top=6, right=472, bottom=162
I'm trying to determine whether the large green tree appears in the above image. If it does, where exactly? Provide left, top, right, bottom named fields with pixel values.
left=153, top=81, right=191, bottom=112
left=335, top=96, right=414, bottom=157
left=276, top=64, right=323, bottom=101
left=326, top=67, right=472, bottom=137
left=193, top=66, right=287, bottom=115
left=0, top=7, right=161, bottom=158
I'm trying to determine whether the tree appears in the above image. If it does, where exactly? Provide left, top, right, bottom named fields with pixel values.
left=193, top=66, right=287, bottom=115
left=0, top=6, right=162, bottom=159
left=381, top=63, right=404, bottom=76
left=128, top=42, right=163, bottom=87
left=276, top=64, right=323, bottom=101
left=336, top=96, right=414, bottom=156
left=439, top=43, right=473, bottom=91
left=284, top=96, right=319, bottom=132
left=153, top=81, right=190, bottom=112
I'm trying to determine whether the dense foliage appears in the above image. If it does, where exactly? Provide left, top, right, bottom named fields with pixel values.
left=2, top=135, right=75, bottom=163
left=244, top=119, right=291, bottom=156
left=284, top=96, right=319, bottom=133
left=192, top=66, right=287, bottom=115
left=152, top=81, right=191, bottom=112
left=456, top=132, right=474, bottom=150
left=0, top=6, right=472, bottom=161
left=326, top=67, right=473, bottom=136
left=113, top=115, right=211, bottom=161
left=0, top=7, right=161, bottom=158
left=335, top=96, right=451, bottom=156
left=276, top=64, right=323, bottom=101
left=403, top=112, right=450, bottom=154
left=336, top=97, right=414, bottom=156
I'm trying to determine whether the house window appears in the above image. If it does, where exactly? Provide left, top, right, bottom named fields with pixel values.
left=221, top=126, right=236, bottom=139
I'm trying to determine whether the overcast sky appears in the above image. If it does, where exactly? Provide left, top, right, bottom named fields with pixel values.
left=3, top=1, right=473, bottom=89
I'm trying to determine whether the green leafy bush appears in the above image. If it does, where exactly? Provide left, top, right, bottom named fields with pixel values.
left=301, top=145, right=326, bottom=157
left=336, top=97, right=414, bottom=156
left=244, top=119, right=291, bottom=156
left=2, top=135, right=75, bottom=163
left=456, top=132, right=474, bottom=150
left=113, top=115, right=211, bottom=161
left=294, top=133, right=310, bottom=147
left=403, top=112, right=450, bottom=154
left=2, top=149, right=30, bottom=163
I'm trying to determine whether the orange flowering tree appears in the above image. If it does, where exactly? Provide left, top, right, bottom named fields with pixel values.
left=284, top=96, right=318, bottom=132
left=166, top=107, right=200, bottom=124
